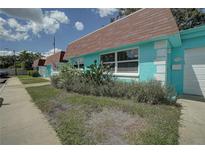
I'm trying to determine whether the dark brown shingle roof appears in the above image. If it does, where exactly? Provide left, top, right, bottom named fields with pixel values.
left=32, top=59, right=45, bottom=67
left=44, top=51, right=65, bottom=66
left=64, top=8, right=179, bottom=58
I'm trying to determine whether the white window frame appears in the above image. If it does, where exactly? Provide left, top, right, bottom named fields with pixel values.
left=74, top=57, right=84, bottom=70
left=100, top=47, right=140, bottom=77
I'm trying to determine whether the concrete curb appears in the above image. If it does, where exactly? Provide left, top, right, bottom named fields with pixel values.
left=0, top=79, right=7, bottom=95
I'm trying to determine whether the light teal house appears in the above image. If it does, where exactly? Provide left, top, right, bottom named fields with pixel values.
left=63, top=8, right=205, bottom=97
left=33, top=51, right=66, bottom=77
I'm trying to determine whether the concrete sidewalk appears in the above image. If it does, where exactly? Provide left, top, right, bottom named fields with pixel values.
left=24, top=82, right=51, bottom=88
left=0, top=77, right=60, bottom=144
left=178, top=98, right=205, bottom=144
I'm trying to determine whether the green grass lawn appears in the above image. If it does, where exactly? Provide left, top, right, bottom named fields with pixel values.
left=26, top=85, right=181, bottom=145
left=18, top=75, right=49, bottom=84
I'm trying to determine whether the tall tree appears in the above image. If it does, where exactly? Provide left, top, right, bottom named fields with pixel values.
left=110, top=8, right=205, bottom=30
left=0, top=51, right=42, bottom=69
left=171, top=8, right=205, bottom=30
left=18, top=50, right=42, bottom=70
left=110, top=8, right=141, bottom=23
left=0, top=55, right=15, bottom=69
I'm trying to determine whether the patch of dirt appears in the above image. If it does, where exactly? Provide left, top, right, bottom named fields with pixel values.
left=47, top=100, right=72, bottom=127
left=86, top=108, right=147, bottom=144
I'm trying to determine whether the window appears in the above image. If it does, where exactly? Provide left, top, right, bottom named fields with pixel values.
left=100, top=53, right=115, bottom=73
left=100, top=53, right=115, bottom=62
left=117, top=49, right=138, bottom=61
left=103, top=63, right=115, bottom=72
left=117, top=49, right=138, bottom=73
left=73, top=61, right=78, bottom=68
left=79, top=63, right=84, bottom=69
left=117, top=61, right=138, bottom=73
left=100, top=48, right=139, bottom=74
left=73, top=58, right=84, bottom=69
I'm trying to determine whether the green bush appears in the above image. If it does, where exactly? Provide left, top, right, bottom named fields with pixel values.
left=32, top=70, right=40, bottom=77
left=51, top=75, right=63, bottom=88
left=133, top=80, right=167, bottom=104
left=83, top=61, right=112, bottom=85
left=27, top=70, right=34, bottom=76
left=51, top=63, right=177, bottom=105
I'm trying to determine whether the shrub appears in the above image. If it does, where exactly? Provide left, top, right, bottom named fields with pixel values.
left=27, top=70, right=34, bottom=76
left=133, top=80, right=166, bottom=104
left=51, top=75, right=62, bottom=88
left=51, top=62, right=177, bottom=105
left=32, top=70, right=40, bottom=77
left=83, top=61, right=112, bottom=85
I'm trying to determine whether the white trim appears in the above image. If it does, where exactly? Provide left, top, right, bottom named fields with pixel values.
left=68, top=9, right=145, bottom=45
left=154, top=61, right=166, bottom=65
left=100, top=47, right=140, bottom=76
left=99, top=46, right=139, bottom=57
left=102, top=61, right=115, bottom=64
left=73, top=57, right=85, bottom=70
left=117, top=59, right=138, bottom=63
left=156, top=65, right=166, bottom=73
left=113, top=73, right=139, bottom=77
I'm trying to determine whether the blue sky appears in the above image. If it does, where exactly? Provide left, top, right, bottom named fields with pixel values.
left=0, top=8, right=118, bottom=56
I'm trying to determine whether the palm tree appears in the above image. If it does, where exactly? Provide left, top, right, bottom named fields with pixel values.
left=18, top=50, right=42, bottom=70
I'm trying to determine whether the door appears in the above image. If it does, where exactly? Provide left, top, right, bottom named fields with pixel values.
left=184, top=47, right=205, bottom=97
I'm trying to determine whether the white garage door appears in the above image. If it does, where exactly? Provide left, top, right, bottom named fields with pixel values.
left=184, top=47, right=205, bottom=97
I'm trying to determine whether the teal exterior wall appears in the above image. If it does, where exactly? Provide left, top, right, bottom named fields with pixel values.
left=46, top=65, right=52, bottom=77
left=169, top=25, right=205, bottom=94
left=68, top=42, right=157, bottom=82
left=65, top=25, right=205, bottom=95
left=139, top=42, right=156, bottom=81
left=169, top=47, right=184, bottom=94
left=182, top=35, right=205, bottom=49
left=83, top=53, right=100, bottom=66
left=166, top=48, right=172, bottom=85
left=39, top=66, right=48, bottom=77
left=38, top=65, right=52, bottom=77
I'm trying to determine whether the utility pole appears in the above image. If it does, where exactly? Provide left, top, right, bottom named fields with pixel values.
left=13, top=50, right=17, bottom=76
left=53, top=36, right=56, bottom=54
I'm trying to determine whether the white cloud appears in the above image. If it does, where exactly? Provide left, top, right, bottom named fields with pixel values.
left=0, top=9, right=69, bottom=41
left=74, top=21, right=84, bottom=31
left=0, top=17, right=6, bottom=25
left=42, top=48, right=62, bottom=57
left=0, top=28, right=29, bottom=41
left=48, top=10, right=69, bottom=24
left=0, top=50, right=14, bottom=56
left=0, top=50, right=44, bottom=57
left=0, top=8, right=43, bottom=23
left=8, top=18, right=28, bottom=32
left=0, top=50, right=31, bottom=56
left=96, top=8, right=118, bottom=17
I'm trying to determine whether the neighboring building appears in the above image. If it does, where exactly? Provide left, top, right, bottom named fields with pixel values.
left=32, top=51, right=66, bottom=77
left=64, top=8, right=205, bottom=97
left=43, top=51, right=66, bottom=77
left=32, top=58, right=46, bottom=68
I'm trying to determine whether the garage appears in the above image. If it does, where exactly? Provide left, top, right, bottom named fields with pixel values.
left=184, top=47, right=205, bottom=97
